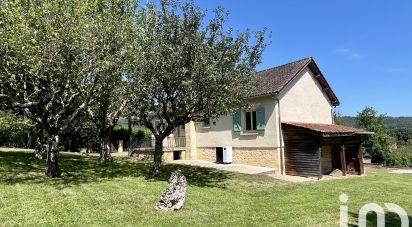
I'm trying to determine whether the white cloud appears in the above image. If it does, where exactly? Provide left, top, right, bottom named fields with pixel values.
left=335, top=48, right=365, bottom=60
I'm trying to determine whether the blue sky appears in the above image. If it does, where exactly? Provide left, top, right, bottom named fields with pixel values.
left=196, top=0, right=412, bottom=116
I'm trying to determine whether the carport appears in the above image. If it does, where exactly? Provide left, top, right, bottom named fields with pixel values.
left=282, top=122, right=372, bottom=178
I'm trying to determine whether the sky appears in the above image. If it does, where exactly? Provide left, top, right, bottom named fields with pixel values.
left=196, top=0, right=412, bottom=117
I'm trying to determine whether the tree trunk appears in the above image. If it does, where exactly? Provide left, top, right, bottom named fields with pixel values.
left=152, top=138, right=164, bottom=177
left=27, top=130, right=33, bottom=148
left=128, top=115, right=133, bottom=155
left=45, top=134, right=60, bottom=178
left=99, top=135, right=111, bottom=163
left=34, top=137, right=45, bottom=160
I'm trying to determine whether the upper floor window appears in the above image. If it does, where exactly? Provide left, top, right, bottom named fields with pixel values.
left=202, top=118, right=211, bottom=128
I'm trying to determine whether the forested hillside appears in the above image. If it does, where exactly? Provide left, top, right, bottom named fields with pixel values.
left=341, top=116, right=412, bottom=128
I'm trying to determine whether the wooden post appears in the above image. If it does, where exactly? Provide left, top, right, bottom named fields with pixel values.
left=340, top=145, right=347, bottom=176
left=318, top=145, right=323, bottom=180
left=358, top=145, right=364, bottom=175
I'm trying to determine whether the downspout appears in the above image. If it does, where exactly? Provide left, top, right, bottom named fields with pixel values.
left=331, top=105, right=336, bottom=124
left=274, top=93, right=285, bottom=175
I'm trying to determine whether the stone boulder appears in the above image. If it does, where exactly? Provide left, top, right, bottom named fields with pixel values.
left=155, top=170, right=187, bottom=211
left=329, top=168, right=343, bottom=177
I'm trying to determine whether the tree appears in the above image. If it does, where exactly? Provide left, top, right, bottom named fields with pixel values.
left=332, top=109, right=345, bottom=125
left=85, top=0, right=136, bottom=162
left=356, top=107, right=392, bottom=163
left=127, top=0, right=267, bottom=176
left=0, top=0, right=99, bottom=177
left=392, top=128, right=412, bottom=146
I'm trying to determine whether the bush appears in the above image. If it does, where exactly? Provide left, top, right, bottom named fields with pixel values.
left=60, top=121, right=98, bottom=152
left=0, top=127, right=28, bottom=147
left=0, top=111, right=32, bottom=147
left=110, top=127, right=151, bottom=148
left=384, top=145, right=412, bottom=167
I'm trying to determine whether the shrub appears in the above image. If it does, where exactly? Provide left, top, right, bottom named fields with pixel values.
left=0, top=111, right=33, bottom=147
left=384, top=145, right=412, bottom=167
left=110, top=127, right=151, bottom=148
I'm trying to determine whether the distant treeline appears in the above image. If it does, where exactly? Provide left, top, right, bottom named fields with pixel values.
left=341, top=116, right=412, bottom=129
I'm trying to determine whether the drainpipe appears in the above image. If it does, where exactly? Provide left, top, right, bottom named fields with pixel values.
left=331, top=105, right=336, bottom=124
left=274, top=93, right=285, bottom=175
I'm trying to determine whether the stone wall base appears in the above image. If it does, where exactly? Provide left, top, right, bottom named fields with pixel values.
left=197, top=147, right=280, bottom=169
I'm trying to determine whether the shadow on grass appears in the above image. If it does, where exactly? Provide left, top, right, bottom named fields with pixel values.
left=0, top=151, right=232, bottom=189
left=349, top=211, right=411, bottom=226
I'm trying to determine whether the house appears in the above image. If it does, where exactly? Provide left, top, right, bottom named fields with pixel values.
left=136, top=57, right=370, bottom=178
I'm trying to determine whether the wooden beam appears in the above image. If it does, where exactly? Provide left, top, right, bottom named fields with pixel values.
left=318, top=145, right=323, bottom=180
left=359, top=145, right=365, bottom=175
left=340, top=145, right=347, bottom=176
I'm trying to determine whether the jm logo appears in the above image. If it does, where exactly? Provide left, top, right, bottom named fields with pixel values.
left=340, top=194, right=409, bottom=227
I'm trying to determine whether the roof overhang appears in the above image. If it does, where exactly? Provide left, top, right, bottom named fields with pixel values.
left=306, top=60, right=340, bottom=106
left=282, top=122, right=373, bottom=137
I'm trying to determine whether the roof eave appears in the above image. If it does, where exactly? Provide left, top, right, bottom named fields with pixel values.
left=307, top=60, right=340, bottom=106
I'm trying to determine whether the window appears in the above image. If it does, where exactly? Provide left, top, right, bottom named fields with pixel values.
left=203, top=118, right=211, bottom=128
left=175, top=125, right=185, bottom=137
left=233, top=107, right=265, bottom=135
left=197, top=117, right=210, bottom=128
left=245, top=110, right=257, bottom=131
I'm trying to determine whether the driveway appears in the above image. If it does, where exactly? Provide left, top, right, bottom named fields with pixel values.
left=170, top=160, right=276, bottom=175
left=389, top=169, right=412, bottom=174
left=169, top=160, right=351, bottom=182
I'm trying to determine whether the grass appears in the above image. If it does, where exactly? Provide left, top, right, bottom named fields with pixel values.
left=0, top=149, right=411, bottom=226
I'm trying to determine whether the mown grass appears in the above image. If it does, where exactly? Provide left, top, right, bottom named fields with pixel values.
left=0, top=149, right=411, bottom=226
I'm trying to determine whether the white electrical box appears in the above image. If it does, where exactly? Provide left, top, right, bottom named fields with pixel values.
left=222, top=146, right=233, bottom=164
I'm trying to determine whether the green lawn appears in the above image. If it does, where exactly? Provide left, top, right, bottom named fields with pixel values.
left=0, top=149, right=411, bottom=226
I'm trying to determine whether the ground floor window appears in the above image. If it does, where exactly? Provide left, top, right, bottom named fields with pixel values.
left=245, top=110, right=257, bottom=131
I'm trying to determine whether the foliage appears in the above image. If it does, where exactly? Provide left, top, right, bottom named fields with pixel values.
left=0, top=0, right=96, bottom=130
left=0, top=150, right=411, bottom=226
left=59, top=119, right=98, bottom=152
left=0, top=111, right=33, bottom=147
left=392, top=128, right=412, bottom=146
left=110, top=127, right=151, bottom=147
left=84, top=0, right=137, bottom=162
left=0, top=0, right=143, bottom=174
left=384, top=145, right=412, bottom=167
left=127, top=0, right=268, bottom=176
left=356, top=107, right=393, bottom=163
left=0, top=0, right=123, bottom=176
left=332, top=109, right=345, bottom=125
left=339, top=116, right=412, bottom=129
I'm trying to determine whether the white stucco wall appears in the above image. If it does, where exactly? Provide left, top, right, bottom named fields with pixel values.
left=278, top=67, right=333, bottom=124
left=195, top=96, right=280, bottom=148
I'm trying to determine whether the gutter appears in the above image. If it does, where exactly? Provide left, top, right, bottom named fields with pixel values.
left=273, top=93, right=285, bottom=175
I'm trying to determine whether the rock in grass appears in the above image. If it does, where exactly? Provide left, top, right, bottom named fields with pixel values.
left=155, top=170, right=187, bottom=211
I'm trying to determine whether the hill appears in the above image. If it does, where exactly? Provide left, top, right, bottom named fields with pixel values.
left=341, top=116, right=412, bottom=129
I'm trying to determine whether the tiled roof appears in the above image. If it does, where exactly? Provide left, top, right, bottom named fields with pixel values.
left=247, top=57, right=340, bottom=105
left=248, top=58, right=312, bottom=97
left=282, top=122, right=371, bottom=136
